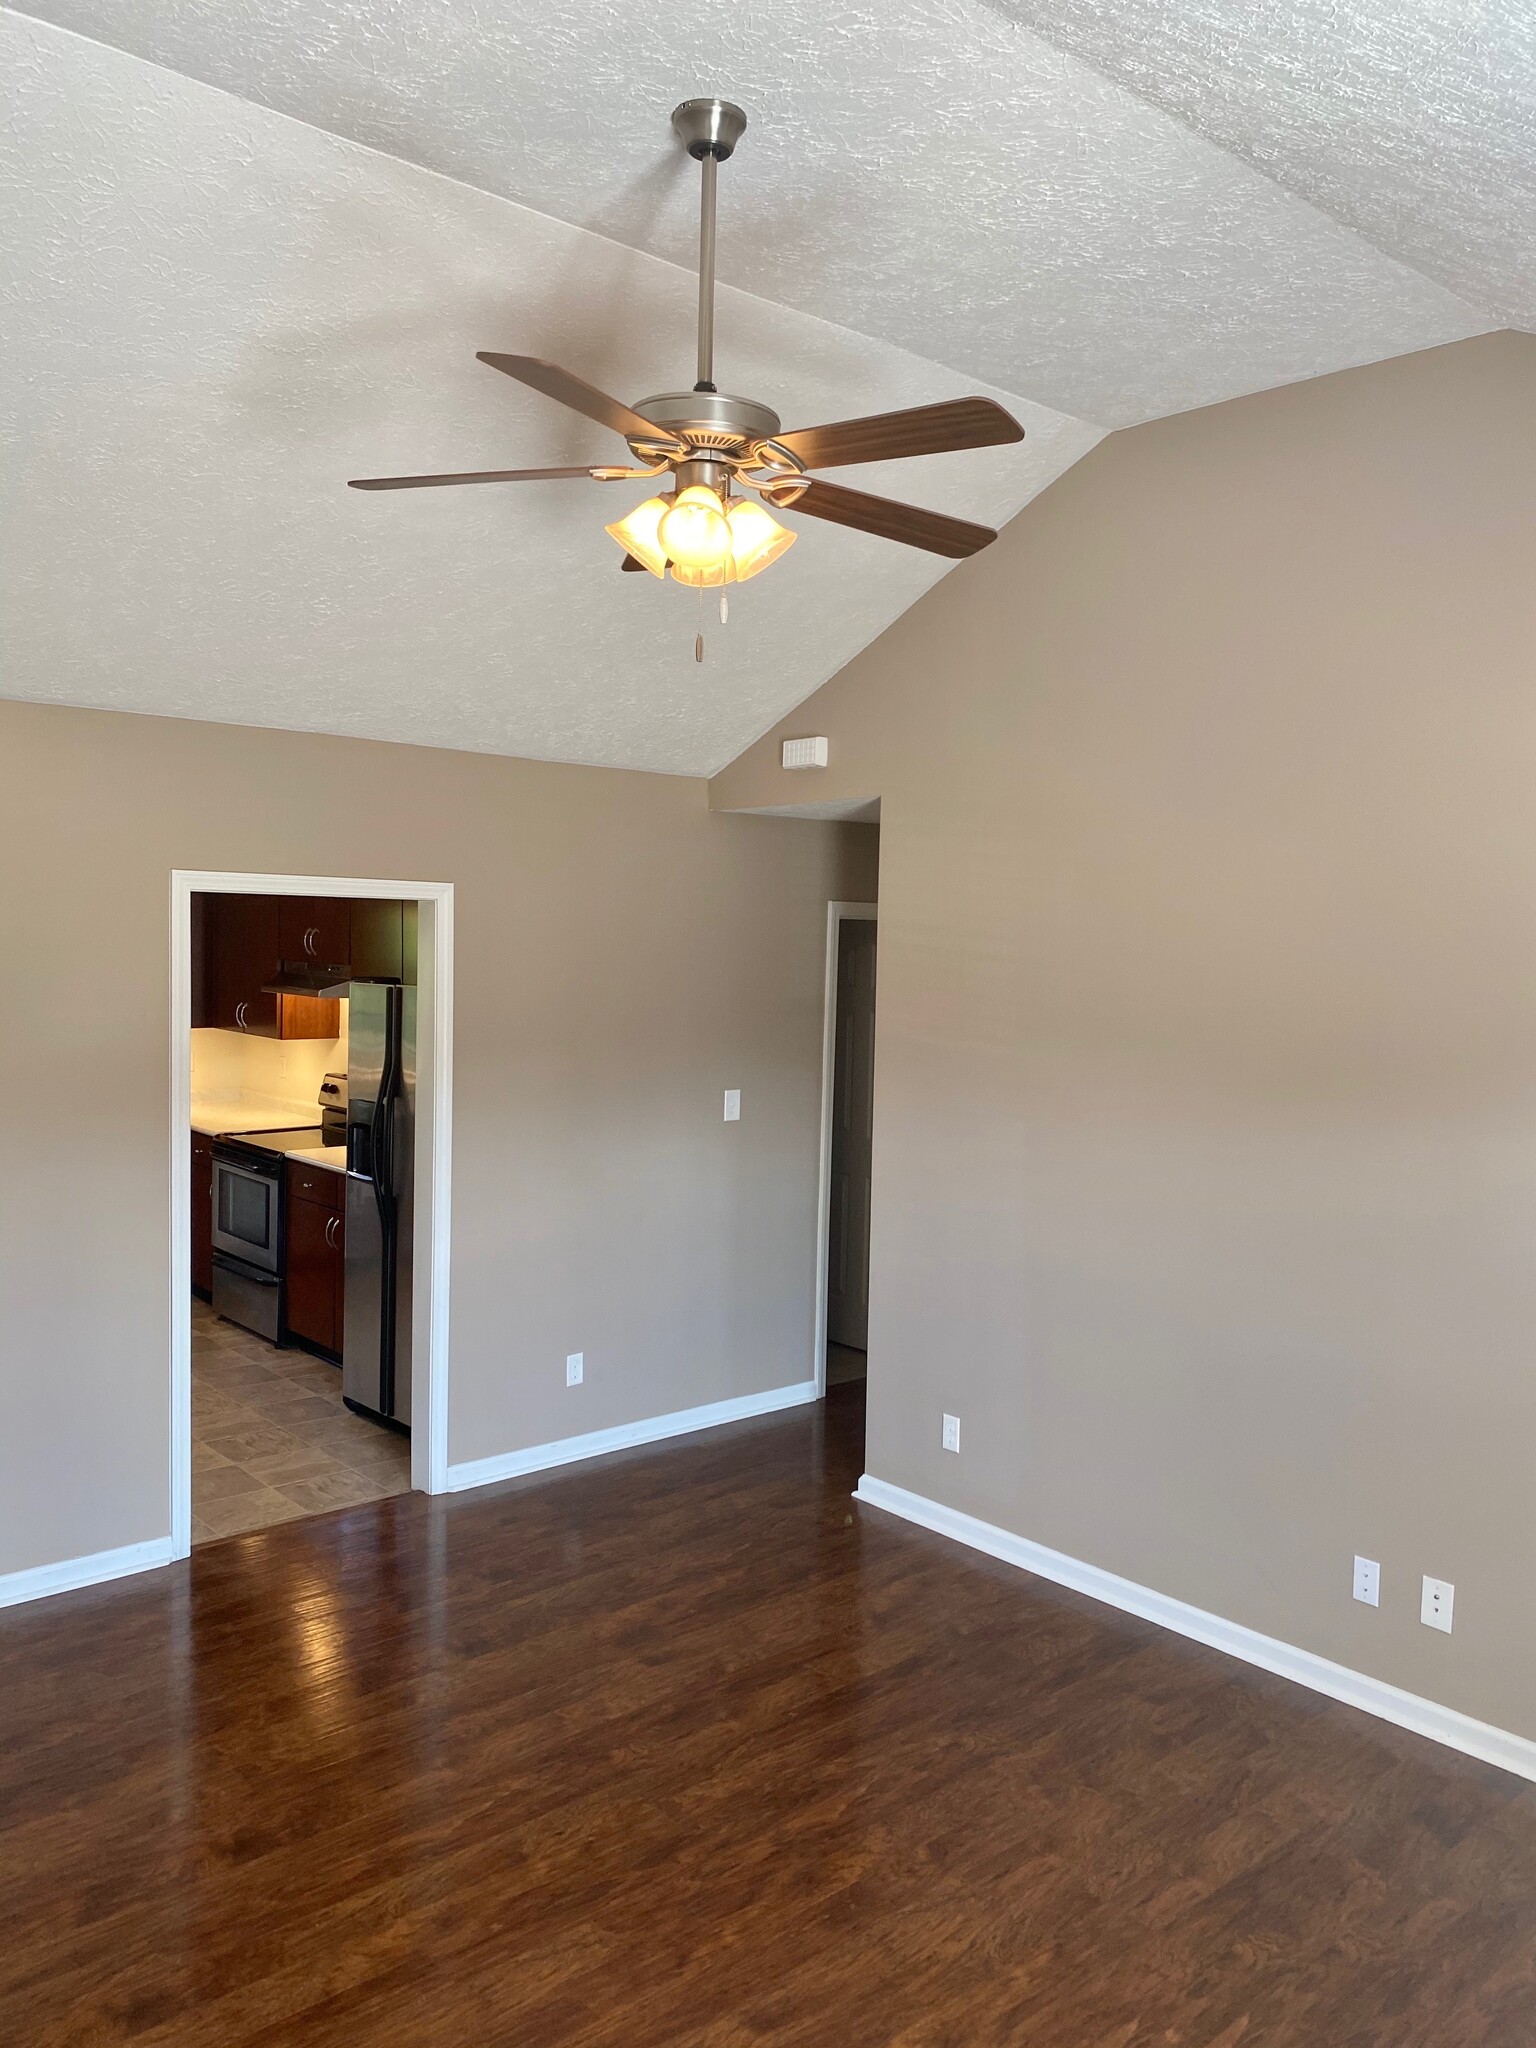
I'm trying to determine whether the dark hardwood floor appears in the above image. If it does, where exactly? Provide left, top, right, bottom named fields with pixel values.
left=3, top=1385, right=1535, bottom=2045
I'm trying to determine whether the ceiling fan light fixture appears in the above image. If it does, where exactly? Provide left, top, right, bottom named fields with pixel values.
left=658, top=483, right=732, bottom=572
left=725, top=497, right=795, bottom=581
left=670, top=558, right=735, bottom=587
left=604, top=494, right=672, bottom=577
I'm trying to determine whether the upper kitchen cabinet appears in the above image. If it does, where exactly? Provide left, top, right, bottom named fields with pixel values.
left=278, top=897, right=352, bottom=972
left=208, top=893, right=281, bottom=1036
left=193, top=893, right=340, bottom=1040
left=350, top=899, right=413, bottom=982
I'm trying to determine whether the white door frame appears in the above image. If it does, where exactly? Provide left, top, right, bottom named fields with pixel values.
left=812, top=900, right=878, bottom=1396
left=169, top=871, right=454, bottom=1555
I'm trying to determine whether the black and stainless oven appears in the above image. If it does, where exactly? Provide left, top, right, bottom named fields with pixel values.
left=211, top=1140, right=284, bottom=1340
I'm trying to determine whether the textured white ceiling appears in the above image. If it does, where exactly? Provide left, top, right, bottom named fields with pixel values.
left=1, top=3, right=1514, bottom=776
left=1, top=13, right=1098, bottom=775
left=993, top=0, right=1536, bottom=330
left=10, top=0, right=1492, bottom=426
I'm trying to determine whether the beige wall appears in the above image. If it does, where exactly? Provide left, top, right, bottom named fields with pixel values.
left=712, top=332, right=1536, bottom=1739
left=0, top=700, right=875, bottom=1578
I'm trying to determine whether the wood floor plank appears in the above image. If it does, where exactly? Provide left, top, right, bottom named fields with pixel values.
left=2, top=1385, right=1534, bottom=2044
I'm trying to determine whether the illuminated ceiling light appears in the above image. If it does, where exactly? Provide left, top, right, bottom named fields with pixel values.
left=603, top=494, right=671, bottom=578
left=724, top=497, right=795, bottom=581
left=670, top=558, right=734, bottom=587
left=658, top=483, right=732, bottom=573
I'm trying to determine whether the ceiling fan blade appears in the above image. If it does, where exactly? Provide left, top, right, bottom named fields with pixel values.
left=773, top=477, right=997, bottom=558
left=769, top=397, right=1023, bottom=471
left=349, top=465, right=624, bottom=490
left=477, top=353, right=687, bottom=454
left=620, top=553, right=649, bottom=571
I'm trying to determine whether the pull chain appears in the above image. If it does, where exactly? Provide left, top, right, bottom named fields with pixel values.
left=690, top=582, right=729, bottom=663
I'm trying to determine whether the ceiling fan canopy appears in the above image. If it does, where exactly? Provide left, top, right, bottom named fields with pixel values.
left=349, top=98, right=1026, bottom=587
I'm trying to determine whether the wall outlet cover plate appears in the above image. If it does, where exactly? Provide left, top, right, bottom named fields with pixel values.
left=1421, top=1575, right=1454, bottom=1633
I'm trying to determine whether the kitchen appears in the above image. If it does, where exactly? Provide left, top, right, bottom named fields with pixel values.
left=189, top=893, right=417, bottom=1543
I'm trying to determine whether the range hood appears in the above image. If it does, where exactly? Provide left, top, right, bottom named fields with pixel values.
left=261, top=964, right=352, bottom=998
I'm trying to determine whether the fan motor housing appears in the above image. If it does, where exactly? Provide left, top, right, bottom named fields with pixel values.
left=628, top=389, right=782, bottom=463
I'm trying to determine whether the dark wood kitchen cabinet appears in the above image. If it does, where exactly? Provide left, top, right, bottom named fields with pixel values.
left=191, top=1132, right=213, bottom=1297
left=284, top=1163, right=345, bottom=1355
left=208, top=892, right=281, bottom=1035
left=192, top=893, right=340, bottom=1040
left=349, top=899, right=407, bottom=981
left=278, top=897, right=352, bottom=972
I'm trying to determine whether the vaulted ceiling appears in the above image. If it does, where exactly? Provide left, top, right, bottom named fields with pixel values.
left=2, top=3, right=1524, bottom=774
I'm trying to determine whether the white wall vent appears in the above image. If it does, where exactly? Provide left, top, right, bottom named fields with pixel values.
left=782, top=736, right=829, bottom=770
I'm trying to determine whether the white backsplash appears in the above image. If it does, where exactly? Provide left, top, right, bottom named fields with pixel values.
left=191, top=1007, right=347, bottom=1116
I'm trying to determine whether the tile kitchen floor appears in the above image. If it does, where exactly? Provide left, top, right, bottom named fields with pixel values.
left=191, top=1298, right=411, bottom=1543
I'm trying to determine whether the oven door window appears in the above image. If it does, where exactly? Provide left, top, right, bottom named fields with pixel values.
left=217, top=1168, right=273, bottom=1253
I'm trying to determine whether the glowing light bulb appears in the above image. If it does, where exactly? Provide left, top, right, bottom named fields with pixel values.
left=658, top=484, right=732, bottom=573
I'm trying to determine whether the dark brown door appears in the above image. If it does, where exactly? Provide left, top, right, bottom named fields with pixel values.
left=828, top=916, right=877, bottom=1349
left=190, top=894, right=212, bottom=1028
left=285, top=1172, right=341, bottom=1353
left=191, top=1134, right=213, bottom=1295
left=330, top=1199, right=346, bottom=1343
left=210, top=894, right=281, bottom=1037
left=278, top=898, right=352, bottom=972
left=350, top=899, right=403, bottom=981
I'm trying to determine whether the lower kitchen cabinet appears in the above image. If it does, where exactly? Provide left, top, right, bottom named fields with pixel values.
left=285, top=1164, right=345, bottom=1355
left=191, top=1133, right=213, bottom=1296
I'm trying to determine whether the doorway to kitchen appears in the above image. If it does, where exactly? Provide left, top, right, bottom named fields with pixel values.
left=170, top=873, right=453, bottom=1557
left=815, top=901, right=877, bottom=1397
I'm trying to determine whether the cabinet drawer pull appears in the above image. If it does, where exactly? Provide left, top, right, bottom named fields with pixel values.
left=236, top=1000, right=247, bottom=1030
left=325, top=1215, right=339, bottom=1248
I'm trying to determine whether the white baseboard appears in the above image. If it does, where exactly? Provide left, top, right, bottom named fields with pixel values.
left=0, top=1536, right=176, bottom=1611
left=854, top=1474, right=1536, bottom=1786
left=446, top=1379, right=820, bottom=1493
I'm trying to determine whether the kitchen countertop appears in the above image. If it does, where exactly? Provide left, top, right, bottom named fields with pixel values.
left=191, top=1096, right=317, bottom=1138
left=283, top=1146, right=347, bottom=1173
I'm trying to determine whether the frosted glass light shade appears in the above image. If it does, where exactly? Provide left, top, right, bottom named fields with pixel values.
left=658, top=484, right=732, bottom=572
left=725, top=498, right=795, bottom=581
left=604, top=495, right=670, bottom=577
left=670, top=558, right=735, bottom=587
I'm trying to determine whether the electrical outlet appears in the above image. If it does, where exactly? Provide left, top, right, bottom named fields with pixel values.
left=1421, top=1575, right=1454, bottom=1633
left=941, top=1413, right=960, bottom=1453
left=566, top=1352, right=584, bottom=1387
left=1353, top=1555, right=1380, bottom=1607
left=723, top=1088, right=741, bottom=1122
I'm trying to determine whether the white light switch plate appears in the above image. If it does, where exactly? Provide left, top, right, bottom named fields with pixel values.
left=1353, top=1555, right=1380, bottom=1607
left=1421, top=1575, right=1454, bottom=1632
left=566, top=1352, right=584, bottom=1387
left=723, top=1089, right=741, bottom=1122
left=942, top=1414, right=960, bottom=1453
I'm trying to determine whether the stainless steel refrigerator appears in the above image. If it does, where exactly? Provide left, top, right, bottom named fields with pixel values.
left=343, top=980, right=415, bottom=1431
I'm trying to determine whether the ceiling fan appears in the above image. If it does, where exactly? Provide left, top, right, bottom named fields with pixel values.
left=349, top=98, right=1025, bottom=591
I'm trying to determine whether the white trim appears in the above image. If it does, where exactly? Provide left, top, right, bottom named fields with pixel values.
left=854, top=1475, right=1536, bottom=1785
left=446, top=1380, right=819, bottom=1493
left=0, top=1538, right=177, bottom=1610
left=170, top=871, right=455, bottom=1567
left=813, top=900, right=877, bottom=1395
